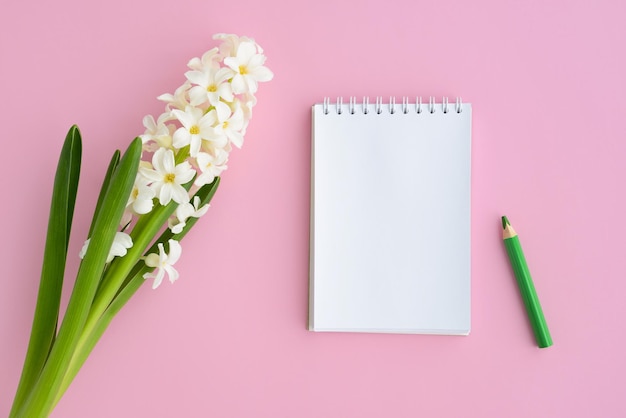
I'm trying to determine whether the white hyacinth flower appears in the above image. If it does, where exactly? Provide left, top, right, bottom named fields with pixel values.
left=139, top=148, right=195, bottom=206
left=127, top=174, right=156, bottom=215
left=139, top=114, right=173, bottom=150
left=79, top=232, right=133, bottom=263
left=172, top=106, right=218, bottom=157
left=213, top=33, right=263, bottom=56
left=194, top=149, right=228, bottom=187
left=157, top=81, right=192, bottom=111
left=143, top=239, right=182, bottom=289
left=187, top=47, right=221, bottom=71
left=223, top=41, right=273, bottom=94
left=168, top=196, right=210, bottom=234
left=213, top=106, right=245, bottom=149
left=186, top=67, right=234, bottom=107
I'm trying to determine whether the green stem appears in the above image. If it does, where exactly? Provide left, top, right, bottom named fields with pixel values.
left=85, top=155, right=196, bottom=327
left=13, top=138, right=141, bottom=418
left=51, top=178, right=220, bottom=406
left=52, top=265, right=149, bottom=409
left=81, top=198, right=179, bottom=347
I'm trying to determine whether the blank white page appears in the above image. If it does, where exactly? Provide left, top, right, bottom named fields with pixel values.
left=309, top=98, right=472, bottom=334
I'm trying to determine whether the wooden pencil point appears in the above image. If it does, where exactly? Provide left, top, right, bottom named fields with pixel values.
left=502, top=216, right=517, bottom=239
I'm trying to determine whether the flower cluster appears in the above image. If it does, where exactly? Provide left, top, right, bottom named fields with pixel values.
left=80, top=34, right=273, bottom=289
left=9, top=34, right=272, bottom=418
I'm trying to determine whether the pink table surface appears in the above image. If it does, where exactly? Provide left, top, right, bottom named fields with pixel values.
left=1, top=0, right=625, bottom=417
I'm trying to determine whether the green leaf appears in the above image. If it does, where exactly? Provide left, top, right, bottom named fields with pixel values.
left=14, top=137, right=142, bottom=418
left=51, top=177, right=221, bottom=406
left=88, top=150, right=120, bottom=237
left=9, top=126, right=82, bottom=417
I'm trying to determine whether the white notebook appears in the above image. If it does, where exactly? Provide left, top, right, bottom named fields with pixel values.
left=309, top=97, right=472, bottom=335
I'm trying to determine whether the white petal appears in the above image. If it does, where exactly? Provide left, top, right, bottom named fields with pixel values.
left=107, top=247, right=122, bottom=263
left=151, top=148, right=167, bottom=173
left=230, top=74, right=246, bottom=94
left=170, top=222, right=185, bottom=234
left=175, top=162, right=196, bottom=184
left=171, top=109, right=193, bottom=129
left=139, top=167, right=162, bottom=183
left=185, top=70, right=207, bottom=86
left=144, top=253, right=160, bottom=268
left=198, top=122, right=216, bottom=141
left=251, top=66, right=274, bottom=82
left=133, top=198, right=154, bottom=214
left=167, top=240, right=182, bottom=264
left=151, top=269, right=165, bottom=289
left=215, top=67, right=233, bottom=84
left=115, top=232, right=133, bottom=248
left=157, top=93, right=174, bottom=103
left=159, top=184, right=174, bottom=205
left=194, top=171, right=212, bottom=187
left=229, top=108, right=245, bottom=129
left=173, top=127, right=191, bottom=149
left=227, top=130, right=244, bottom=148
left=217, top=83, right=234, bottom=102
left=157, top=243, right=167, bottom=264
left=143, top=115, right=157, bottom=131
left=187, top=56, right=202, bottom=70
left=199, top=110, right=217, bottom=126
left=171, top=184, right=190, bottom=204
left=166, top=265, right=180, bottom=283
left=137, top=186, right=156, bottom=199
left=223, top=57, right=239, bottom=72
left=176, top=201, right=195, bottom=221
left=248, top=53, right=266, bottom=69
left=161, top=149, right=176, bottom=173
left=79, top=239, right=90, bottom=259
left=189, top=135, right=202, bottom=157
left=194, top=204, right=209, bottom=218
left=196, top=152, right=212, bottom=169
left=188, top=86, right=208, bottom=106
left=236, top=41, right=257, bottom=62
left=244, top=75, right=258, bottom=93
left=215, top=101, right=231, bottom=122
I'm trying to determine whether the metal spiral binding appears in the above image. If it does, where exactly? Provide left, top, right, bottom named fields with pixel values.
left=456, top=97, right=463, bottom=113
left=428, top=96, right=436, bottom=113
left=375, top=97, right=383, bottom=114
left=322, top=97, right=330, bottom=115
left=323, top=97, right=464, bottom=114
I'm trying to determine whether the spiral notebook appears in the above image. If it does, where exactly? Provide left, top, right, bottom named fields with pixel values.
left=309, top=97, right=472, bottom=335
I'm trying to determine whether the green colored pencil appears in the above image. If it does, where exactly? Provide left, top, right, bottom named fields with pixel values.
left=502, top=216, right=553, bottom=348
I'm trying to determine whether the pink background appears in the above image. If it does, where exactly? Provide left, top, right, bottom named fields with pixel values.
left=1, top=0, right=625, bottom=417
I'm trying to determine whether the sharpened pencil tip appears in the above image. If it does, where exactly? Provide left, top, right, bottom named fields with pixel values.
left=502, top=216, right=510, bottom=229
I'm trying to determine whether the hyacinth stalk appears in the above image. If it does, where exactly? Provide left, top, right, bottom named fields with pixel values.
left=9, top=33, right=272, bottom=418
